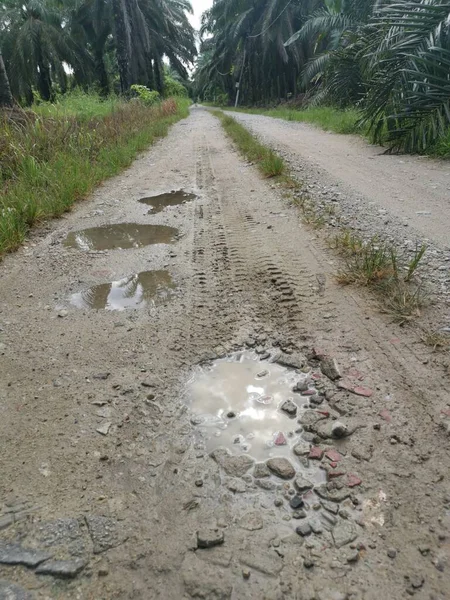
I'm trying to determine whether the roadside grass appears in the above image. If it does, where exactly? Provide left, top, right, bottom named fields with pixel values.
left=32, top=90, right=120, bottom=121
left=0, top=94, right=190, bottom=257
left=224, top=106, right=362, bottom=135
left=212, top=110, right=285, bottom=178
left=213, top=109, right=428, bottom=325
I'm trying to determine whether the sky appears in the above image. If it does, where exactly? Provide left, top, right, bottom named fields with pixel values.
left=189, top=0, right=213, bottom=31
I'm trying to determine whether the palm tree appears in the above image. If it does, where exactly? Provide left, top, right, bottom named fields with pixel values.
left=0, top=51, right=13, bottom=107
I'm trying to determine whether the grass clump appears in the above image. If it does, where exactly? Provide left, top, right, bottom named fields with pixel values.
left=212, top=110, right=284, bottom=178
left=226, top=106, right=362, bottom=135
left=332, top=230, right=427, bottom=324
left=0, top=94, right=190, bottom=256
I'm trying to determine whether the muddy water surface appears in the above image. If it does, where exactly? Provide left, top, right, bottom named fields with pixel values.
left=64, top=223, right=178, bottom=251
left=70, top=271, right=175, bottom=311
left=186, top=351, right=316, bottom=462
left=139, top=190, right=196, bottom=214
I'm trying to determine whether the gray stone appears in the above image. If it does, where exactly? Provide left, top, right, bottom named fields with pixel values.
left=289, top=496, right=304, bottom=509
left=303, top=558, right=315, bottom=569
left=331, top=421, right=348, bottom=438
left=275, top=352, right=307, bottom=370
left=266, top=458, right=295, bottom=480
left=294, top=476, right=313, bottom=493
left=296, top=522, right=312, bottom=537
left=86, top=516, right=122, bottom=554
left=197, top=528, right=224, bottom=549
left=280, top=399, right=297, bottom=417
left=35, top=558, right=86, bottom=578
left=253, top=462, right=270, bottom=478
left=0, top=544, right=52, bottom=567
left=332, top=522, right=358, bottom=548
left=320, top=358, right=341, bottom=381
left=315, top=485, right=351, bottom=503
left=320, top=512, right=338, bottom=529
left=294, top=381, right=309, bottom=393
left=211, top=449, right=254, bottom=477
left=0, top=581, right=33, bottom=600
left=226, top=478, right=246, bottom=493
left=347, top=550, right=360, bottom=563
left=387, top=548, right=397, bottom=559
left=37, top=518, right=86, bottom=557
left=321, top=500, right=340, bottom=515
left=255, top=479, right=278, bottom=491
left=292, top=510, right=306, bottom=519
left=293, top=442, right=310, bottom=456
left=96, top=422, right=111, bottom=435
left=239, top=511, right=263, bottom=531
left=310, top=394, right=324, bottom=406
left=240, top=547, right=283, bottom=576
left=309, top=518, right=323, bottom=534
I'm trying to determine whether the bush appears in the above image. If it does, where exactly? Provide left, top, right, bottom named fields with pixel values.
left=164, top=76, right=188, bottom=98
left=130, top=85, right=160, bottom=106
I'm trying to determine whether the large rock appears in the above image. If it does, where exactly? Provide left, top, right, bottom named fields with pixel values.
left=85, top=516, right=123, bottom=554
left=35, top=558, right=86, bottom=578
left=266, top=458, right=295, bottom=480
left=0, top=544, right=51, bottom=568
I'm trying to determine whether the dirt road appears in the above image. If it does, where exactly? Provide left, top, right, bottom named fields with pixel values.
left=1, top=107, right=449, bottom=600
left=226, top=111, right=450, bottom=249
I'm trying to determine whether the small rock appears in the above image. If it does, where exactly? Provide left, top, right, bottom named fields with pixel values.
left=331, top=422, right=348, bottom=438
left=242, top=568, right=251, bottom=580
left=256, top=479, right=277, bottom=491
left=57, top=310, right=68, bottom=318
left=292, top=510, right=306, bottom=519
left=253, top=463, right=271, bottom=479
left=290, top=496, right=304, bottom=509
left=309, top=518, right=323, bottom=534
left=293, top=442, right=310, bottom=456
left=347, top=550, right=359, bottom=563
left=266, top=458, right=295, bottom=480
left=347, top=474, right=362, bottom=488
left=325, top=449, right=342, bottom=462
left=303, top=558, right=315, bottom=569
left=93, top=372, right=110, bottom=380
left=294, top=476, right=314, bottom=493
left=98, top=567, right=109, bottom=577
left=35, top=559, right=86, bottom=578
left=410, top=575, right=424, bottom=589
left=280, top=399, right=297, bottom=418
left=296, top=523, right=312, bottom=537
left=96, top=422, right=111, bottom=436
left=195, top=479, right=204, bottom=487
left=211, top=448, right=254, bottom=477
left=274, top=432, right=287, bottom=446
left=320, top=357, right=341, bottom=381
left=227, top=411, right=236, bottom=418
left=332, top=522, right=358, bottom=548
left=387, top=548, right=397, bottom=559
left=321, top=500, right=340, bottom=515
left=274, top=498, right=283, bottom=507
left=227, top=478, right=246, bottom=493
left=0, top=544, right=52, bottom=568
left=239, top=511, right=263, bottom=531
left=197, top=528, right=224, bottom=549
left=309, top=447, right=324, bottom=460
left=294, top=381, right=309, bottom=393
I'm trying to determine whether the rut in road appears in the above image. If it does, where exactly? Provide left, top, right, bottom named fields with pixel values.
left=0, top=107, right=449, bottom=600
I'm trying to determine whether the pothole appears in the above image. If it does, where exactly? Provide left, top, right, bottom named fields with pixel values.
left=70, top=271, right=175, bottom=311
left=63, top=224, right=178, bottom=251
left=138, top=190, right=196, bottom=214
left=186, top=351, right=322, bottom=470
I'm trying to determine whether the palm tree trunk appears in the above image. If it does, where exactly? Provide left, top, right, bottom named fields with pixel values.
left=94, top=49, right=109, bottom=96
left=112, top=0, right=132, bottom=93
left=0, top=52, right=14, bottom=108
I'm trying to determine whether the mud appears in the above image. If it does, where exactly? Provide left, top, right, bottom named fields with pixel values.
left=70, top=270, right=175, bottom=311
left=0, top=107, right=449, bottom=600
left=64, top=223, right=178, bottom=251
left=139, top=190, right=196, bottom=214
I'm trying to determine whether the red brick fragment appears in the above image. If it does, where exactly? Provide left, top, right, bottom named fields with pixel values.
left=302, top=389, right=316, bottom=396
left=325, top=449, right=342, bottom=463
left=317, top=410, right=330, bottom=417
left=274, top=432, right=287, bottom=446
left=309, top=446, right=324, bottom=460
left=353, top=386, right=373, bottom=398
left=347, top=473, right=362, bottom=488
left=328, top=470, right=346, bottom=479
left=379, top=409, right=392, bottom=423
left=330, top=461, right=338, bottom=468
left=311, top=373, right=322, bottom=380
left=347, top=368, right=365, bottom=381
left=311, top=347, right=328, bottom=360
left=441, top=408, right=450, bottom=417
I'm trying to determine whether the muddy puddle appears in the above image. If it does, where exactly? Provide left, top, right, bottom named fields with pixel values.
left=70, top=271, right=175, bottom=311
left=64, top=223, right=178, bottom=251
left=139, top=190, right=196, bottom=214
left=186, top=351, right=321, bottom=469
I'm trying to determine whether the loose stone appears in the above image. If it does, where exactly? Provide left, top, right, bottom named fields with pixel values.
left=197, top=528, right=224, bottom=549
left=320, top=357, right=341, bottom=381
left=294, top=476, right=314, bottom=493
left=280, top=399, right=297, bottom=417
left=266, top=458, right=296, bottom=480
left=296, top=523, right=312, bottom=537
left=227, top=411, right=236, bottom=418
left=293, top=442, right=310, bottom=456
left=331, top=422, right=348, bottom=438
left=303, top=558, right=315, bottom=569
left=289, top=496, right=304, bottom=509
left=332, top=522, right=358, bottom=548
left=253, top=462, right=271, bottom=478
left=35, top=559, right=86, bottom=578
left=387, top=548, right=397, bottom=559
left=0, top=544, right=52, bottom=568
left=242, top=568, right=251, bottom=580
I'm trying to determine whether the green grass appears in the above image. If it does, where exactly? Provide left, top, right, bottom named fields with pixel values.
left=225, top=106, right=362, bottom=135
left=212, top=110, right=285, bottom=178
left=32, top=90, right=121, bottom=122
left=0, top=94, right=190, bottom=256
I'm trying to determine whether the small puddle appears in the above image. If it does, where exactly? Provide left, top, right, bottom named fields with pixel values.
left=139, top=190, right=196, bottom=214
left=64, top=224, right=178, bottom=251
left=70, top=271, right=175, bottom=311
left=186, top=351, right=320, bottom=466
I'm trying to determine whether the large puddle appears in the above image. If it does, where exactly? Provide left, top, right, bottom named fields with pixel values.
left=139, top=190, right=196, bottom=214
left=64, top=224, right=178, bottom=251
left=186, top=351, right=319, bottom=462
left=70, top=271, right=175, bottom=311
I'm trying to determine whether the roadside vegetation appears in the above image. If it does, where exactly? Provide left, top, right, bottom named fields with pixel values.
left=215, top=110, right=427, bottom=324
left=194, top=0, right=450, bottom=156
left=0, top=94, right=190, bottom=256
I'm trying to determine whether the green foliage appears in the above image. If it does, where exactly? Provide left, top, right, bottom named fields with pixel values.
left=131, top=85, right=160, bottom=105
left=0, top=94, right=189, bottom=256
left=164, top=76, right=188, bottom=97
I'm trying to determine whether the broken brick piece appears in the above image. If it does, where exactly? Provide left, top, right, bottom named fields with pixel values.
left=440, top=408, right=450, bottom=417
left=328, top=470, right=346, bottom=480
left=309, top=447, right=324, bottom=460
left=353, top=386, right=373, bottom=398
left=379, top=409, right=392, bottom=423
left=325, top=449, right=342, bottom=463
left=347, top=474, right=362, bottom=488
left=274, top=432, right=287, bottom=446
